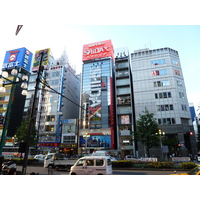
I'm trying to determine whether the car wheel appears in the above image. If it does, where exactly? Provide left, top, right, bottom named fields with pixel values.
left=71, top=172, right=76, bottom=175
left=97, top=173, right=103, bottom=175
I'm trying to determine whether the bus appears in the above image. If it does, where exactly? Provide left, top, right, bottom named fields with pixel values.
left=2, top=146, right=36, bottom=158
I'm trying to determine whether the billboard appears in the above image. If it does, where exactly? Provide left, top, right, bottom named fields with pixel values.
left=80, top=135, right=111, bottom=148
left=82, top=40, right=114, bottom=61
left=2, top=47, right=33, bottom=72
left=32, top=48, right=50, bottom=72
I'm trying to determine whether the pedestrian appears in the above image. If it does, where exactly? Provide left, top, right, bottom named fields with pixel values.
left=6, top=168, right=16, bottom=175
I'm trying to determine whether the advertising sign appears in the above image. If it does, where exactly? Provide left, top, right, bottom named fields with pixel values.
left=32, top=48, right=50, bottom=72
left=2, top=47, right=33, bottom=72
left=82, top=40, right=114, bottom=61
left=80, top=135, right=111, bottom=148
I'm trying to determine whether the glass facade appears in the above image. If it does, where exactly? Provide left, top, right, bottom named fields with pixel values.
left=81, top=59, right=112, bottom=130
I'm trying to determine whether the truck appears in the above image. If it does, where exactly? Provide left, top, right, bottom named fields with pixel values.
left=44, top=153, right=78, bottom=171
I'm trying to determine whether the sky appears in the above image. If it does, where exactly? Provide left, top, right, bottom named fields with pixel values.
left=0, top=25, right=199, bottom=112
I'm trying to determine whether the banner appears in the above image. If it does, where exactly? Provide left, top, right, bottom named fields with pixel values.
left=32, top=48, right=50, bottom=72
left=80, top=135, right=111, bottom=148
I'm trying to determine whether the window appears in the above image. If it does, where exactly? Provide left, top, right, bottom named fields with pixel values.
left=154, top=80, right=170, bottom=87
left=46, top=115, right=55, bottom=122
left=76, top=159, right=84, bottom=166
left=175, top=70, right=180, bottom=76
left=177, top=81, right=182, bottom=87
left=155, top=92, right=171, bottom=99
left=179, top=92, right=185, bottom=99
left=63, top=136, right=76, bottom=144
left=181, top=105, right=187, bottom=111
left=150, top=59, right=166, bottom=65
left=86, top=160, right=94, bottom=166
left=158, top=118, right=176, bottom=125
left=157, top=104, right=174, bottom=111
left=45, top=125, right=54, bottom=132
left=96, top=159, right=104, bottom=166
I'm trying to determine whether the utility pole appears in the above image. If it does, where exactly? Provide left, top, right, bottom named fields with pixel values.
left=22, top=52, right=44, bottom=175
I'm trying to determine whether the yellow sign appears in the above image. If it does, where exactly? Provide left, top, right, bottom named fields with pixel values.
left=32, top=48, right=50, bottom=72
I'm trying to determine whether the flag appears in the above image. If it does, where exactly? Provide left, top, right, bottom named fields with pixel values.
left=15, top=25, right=23, bottom=35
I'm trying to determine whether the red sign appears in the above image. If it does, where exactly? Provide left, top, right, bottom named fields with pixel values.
left=82, top=40, right=114, bottom=61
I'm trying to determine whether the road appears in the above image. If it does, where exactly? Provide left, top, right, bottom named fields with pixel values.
left=15, top=165, right=188, bottom=175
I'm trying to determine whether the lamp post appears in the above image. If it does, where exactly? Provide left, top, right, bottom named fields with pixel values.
left=0, top=68, right=29, bottom=170
left=156, top=129, right=165, bottom=157
left=83, top=133, right=90, bottom=155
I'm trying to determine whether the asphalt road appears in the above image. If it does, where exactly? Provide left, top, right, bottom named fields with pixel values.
left=15, top=165, right=188, bottom=175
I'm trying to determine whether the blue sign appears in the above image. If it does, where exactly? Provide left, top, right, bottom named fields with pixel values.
left=2, top=47, right=33, bottom=72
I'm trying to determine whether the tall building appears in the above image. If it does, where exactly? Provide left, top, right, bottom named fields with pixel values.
left=0, top=47, right=32, bottom=146
left=79, top=40, right=115, bottom=154
left=131, top=47, right=197, bottom=156
left=114, top=47, right=136, bottom=157
left=24, top=50, right=81, bottom=155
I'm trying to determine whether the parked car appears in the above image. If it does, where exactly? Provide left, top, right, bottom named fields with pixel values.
left=124, top=155, right=140, bottom=161
left=170, top=165, right=200, bottom=175
left=34, top=154, right=46, bottom=161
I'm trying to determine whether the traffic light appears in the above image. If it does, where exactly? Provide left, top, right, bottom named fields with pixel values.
left=18, top=142, right=27, bottom=153
left=189, top=132, right=194, bottom=135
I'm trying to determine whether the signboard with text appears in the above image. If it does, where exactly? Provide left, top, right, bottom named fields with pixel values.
left=82, top=40, right=114, bottom=61
left=32, top=48, right=50, bottom=72
left=2, top=47, right=33, bottom=72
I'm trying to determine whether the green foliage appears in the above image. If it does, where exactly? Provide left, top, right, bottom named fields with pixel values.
left=180, top=162, right=196, bottom=169
left=133, top=108, right=160, bottom=156
left=15, top=119, right=38, bottom=147
left=148, top=161, right=174, bottom=168
left=112, top=160, right=175, bottom=169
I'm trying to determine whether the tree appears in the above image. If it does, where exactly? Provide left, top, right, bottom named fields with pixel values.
left=133, top=108, right=160, bottom=157
left=15, top=119, right=38, bottom=147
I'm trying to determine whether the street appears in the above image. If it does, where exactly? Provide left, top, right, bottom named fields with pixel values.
left=15, top=165, right=188, bottom=175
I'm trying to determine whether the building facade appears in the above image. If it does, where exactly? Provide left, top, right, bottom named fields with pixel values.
left=24, top=51, right=81, bottom=155
left=131, top=47, right=197, bottom=157
left=114, top=47, right=136, bottom=157
left=79, top=40, right=116, bottom=154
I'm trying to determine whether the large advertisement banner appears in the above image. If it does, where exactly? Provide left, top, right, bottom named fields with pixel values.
left=2, top=47, right=33, bottom=72
left=32, top=48, right=50, bottom=72
left=80, top=135, right=111, bottom=148
left=82, top=40, right=114, bottom=61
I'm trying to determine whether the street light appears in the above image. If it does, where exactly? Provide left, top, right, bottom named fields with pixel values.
left=156, top=129, right=165, bottom=156
left=0, top=68, right=29, bottom=169
left=83, top=133, right=90, bottom=154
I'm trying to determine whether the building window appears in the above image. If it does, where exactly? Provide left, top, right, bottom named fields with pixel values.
left=177, top=81, right=182, bottom=87
left=46, top=115, right=55, bottom=122
left=152, top=69, right=167, bottom=76
left=154, top=80, right=170, bottom=87
left=155, top=92, right=172, bottom=99
left=181, top=105, right=187, bottom=111
left=179, top=92, right=185, bottom=98
left=158, top=118, right=176, bottom=125
left=63, top=136, right=76, bottom=144
left=150, top=59, right=166, bottom=65
left=45, top=125, right=54, bottom=132
left=157, top=104, right=174, bottom=111
left=172, top=60, right=179, bottom=65
left=175, top=69, right=180, bottom=76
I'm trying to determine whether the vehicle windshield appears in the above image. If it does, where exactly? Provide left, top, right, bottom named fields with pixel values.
left=188, top=166, right=200, bottom=175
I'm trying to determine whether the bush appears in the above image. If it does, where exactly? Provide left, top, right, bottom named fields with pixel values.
left=112, top=160, right=133, bottom=168
left=148, top=161, right=174, bottom=168
left=112, top=160, right=175, bottom=169
left=180, top=162, right=196, bottom=169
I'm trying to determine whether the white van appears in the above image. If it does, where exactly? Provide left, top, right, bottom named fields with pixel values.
left=69, top=156, right=112, bottom=175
